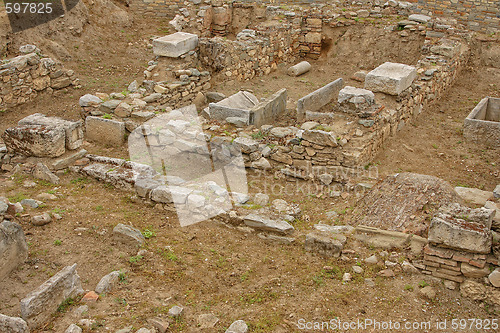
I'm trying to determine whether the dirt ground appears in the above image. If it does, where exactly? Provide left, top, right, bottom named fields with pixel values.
left=1, top=2, right=500, bottom=332
left=1, top=172, right=498, bottom=333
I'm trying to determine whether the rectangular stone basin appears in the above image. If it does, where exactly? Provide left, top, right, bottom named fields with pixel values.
left=464, top=97, right=500, bottom=148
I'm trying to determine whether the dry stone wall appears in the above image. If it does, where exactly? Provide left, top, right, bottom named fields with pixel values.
left=0, top=47, right=78, bottom=109
left=415, top=0, right=500, bottom=32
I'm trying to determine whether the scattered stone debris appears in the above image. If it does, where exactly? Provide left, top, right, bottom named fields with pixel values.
left=226, top=320, right=248, bottom=333
left=352, top=173, right=463, bottom=235
left=20, top=264, right=84, bottom=327
left=305, top=231, right=347, bottom=257
left=0, top=220, right=28, bottom=278
left=112, top=224, right=146, bottom=248
left=0, top=313, right=29, bottom=333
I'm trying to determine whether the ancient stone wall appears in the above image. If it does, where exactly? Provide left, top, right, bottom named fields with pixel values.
left=415, top=0, right=500, bottom=32
left=129, top=0, right=178, bottom=17
left=256, top=36, right=470, bottom=181
left=0, top=49, right=78, bottom=109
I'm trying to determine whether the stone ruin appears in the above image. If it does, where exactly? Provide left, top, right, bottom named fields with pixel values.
left=464, top=96, right=500, bottom=148
left=0, top=45, right=79, bottom=109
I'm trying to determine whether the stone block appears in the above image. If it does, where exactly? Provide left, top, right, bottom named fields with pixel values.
left=364, top=62, right=417, bottom=95
left=454, top=186, right=494, bottom=205
left=20, top=264, right=84, bottom=327
left=0, top=314, right=29, bottom=333
left=2, top=124, right=66, bottom=157
left=302, top=129, right=338, bottom=147
left=85, top=116, right=125, bottom=145
left=243, top=214, right=294, bottom=235
left=408, top=14, right=431, bottom=23
left=463, top=97, right=500, bottom=148
left=250, top=88, right=287, bottom=127
left=353, top=225, right=411, bottom=249
left=0, top=220, right=28, bottom=279
left=297, top=78, right=343, bottom=121
left=338, top=86, right=375, bottom=112
left=305, top=231, right=346, bottom=257
left=51, top=149, right=88, bottom=170
left=208, top=91, right=259, bottom=124
left=153, top=32, right=199, bottom=57
left=428, top=204, right=493, bottom=254
left=112, top=223, right=145, bottom=248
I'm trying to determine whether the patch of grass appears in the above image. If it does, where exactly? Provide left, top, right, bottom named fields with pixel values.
left=57, top=297, right=76, bottom=313
left=404, top=284, right=414, bottom=291
left=129, top=255, right=143, bottom=264
left=316, top=125, right=332, bottom=132
left=118, top=271, right=128, bottom=283
left=54, top=239, right=62, bottom=246
left=251, top=130, right=267, bottom=140
left=95, top=205, right=104, bottom=211
left=142, top=228, right=156, bottom=239
left=8, top=193, right=28, bottom=203
left=240, top=270, right=251, bottom=282
left=158, top=248, right=178, bottom=262
left=71, top=177, right=90, bottom=185
left=102, top=113, right=112, bottom=119
left=418, top=280, right=429, bottom=288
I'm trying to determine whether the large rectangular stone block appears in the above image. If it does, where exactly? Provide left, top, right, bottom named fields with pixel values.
left=364, top=62, right=417, bottom=95
left=20, top=264, right=84, bottom=328
left=297, top=78, right=343, bottom=121
left=250, top=88, right=287, bottom=127
left=428, top=204, right=493, bottom=254
left=2, top=124, right=66, bottom=157
left=463, top=97, right=500, bottom=148
left=0, top=220, right=28, bottom=279
left=208, top=91, right=259, bottom=124
left=85, top=116, right=125, bottom=145
left=153, top=32, right=199, bottom=57
left=18, top=113, right=84, bottom=150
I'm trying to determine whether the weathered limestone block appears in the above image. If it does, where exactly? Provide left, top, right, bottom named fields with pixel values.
left=0, top=314, right=29, bottom=333
left=364, top=62, right=417, bottom=95
left=153, top=32, right=199, bottom=57
left=0, top=220, right=28, bottom=279
left=95, top=271, right=121, bottom=294
left=233, top=137, right=259, bottom=154
left=297, top=78, right=343, bottom=121
left=20, top=264, right=84, bottom=327
left=428, top=204, right=493, bottom=254
left=463, top=97, right=500, bottom=148
left=112, top=224, right=145, bottom=248
left=85, top=116, right=125, bottom=145
left=18, top=114, right=84, bottom=150
left=354, top=225, right=412, bottom=249
left=338, top=86, right=375, bottom=112
left=2, top=124, right=66, bottom=157
left=209, top=91, right=259, bottom=124
left=305, top=230, right=346, bottom=257
left=251, top=88, right=287, bottom=127
left=243, top=214, right=294, bottom=234
left=302, top=129, right=338, bottom=147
